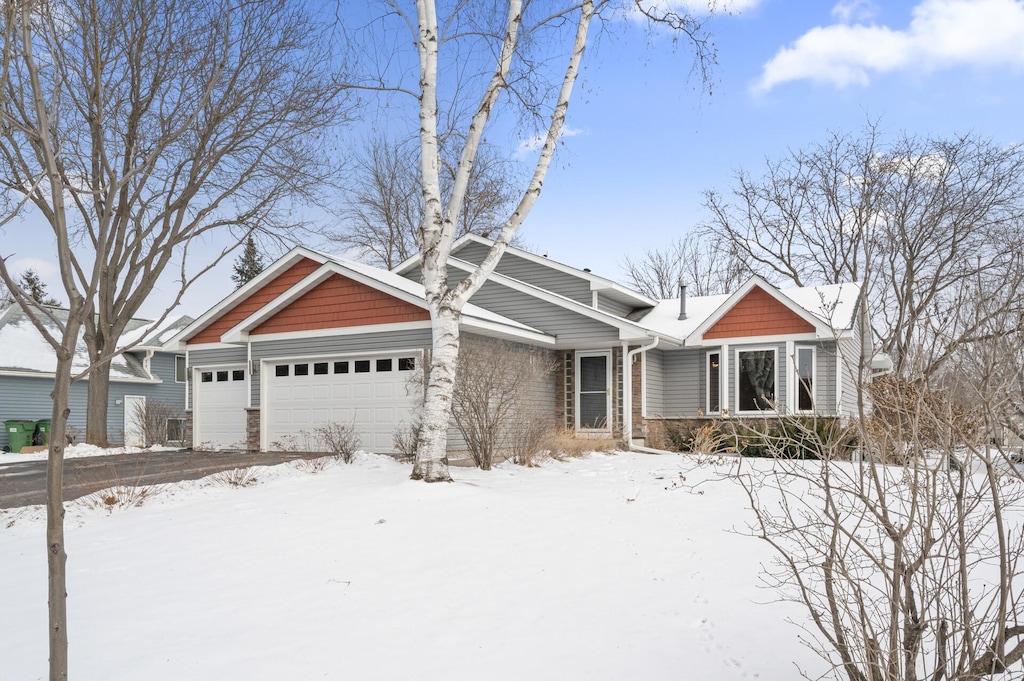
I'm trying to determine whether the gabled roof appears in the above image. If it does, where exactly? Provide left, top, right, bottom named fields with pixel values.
left=170, top=247, right=554, bottom=348
left=635, top=276, right=862, bottom=345
left=0, top=304, right=181, bottom=380
left=393, top=234, right=659, bottom=310
left=444, top=257, right=684, bottom=346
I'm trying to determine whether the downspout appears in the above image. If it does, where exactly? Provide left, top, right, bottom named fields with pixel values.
left=623, top=336, right=659, bottom=451
left=142, top=349, right=155, bottom=378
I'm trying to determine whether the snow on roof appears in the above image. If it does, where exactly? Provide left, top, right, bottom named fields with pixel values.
left=0, top=305, right=165, bottom=379
left=635, top=281, right=861, bottom=341
left=118, top=314, right=194, bottom=349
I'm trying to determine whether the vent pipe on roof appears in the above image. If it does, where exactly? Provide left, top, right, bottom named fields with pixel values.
left=678, top=281, right=687, bottom=320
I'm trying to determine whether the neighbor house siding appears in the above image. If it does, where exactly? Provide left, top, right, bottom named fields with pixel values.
left=0, top=352, right=185, bottom=449
left=466, top=280, right=620, bottom=346
left=248, top=328, right=433, bottom=407
left=454, top=241, right=593, bottom=305
left=644, top=349, right=665, bottom=416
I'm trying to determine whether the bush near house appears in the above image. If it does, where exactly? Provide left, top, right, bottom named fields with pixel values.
left=666, top=417, right=858, bottom=460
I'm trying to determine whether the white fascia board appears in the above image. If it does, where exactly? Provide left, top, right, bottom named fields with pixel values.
left=168, top=246, right=330, bottom=347
left=245, top=320, right=432, bottom=344
left=684, top=275, right=834, bottom=345
left=445, top=258, right=682, bottom=347
left=461, top=316, right=555, bottom=346
left=220, top=261, right=430, bottom=344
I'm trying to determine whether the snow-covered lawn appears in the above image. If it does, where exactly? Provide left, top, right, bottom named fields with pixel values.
left=0, top=452, right=818, bottom=680
left=1, top=442, right=181, bottom=463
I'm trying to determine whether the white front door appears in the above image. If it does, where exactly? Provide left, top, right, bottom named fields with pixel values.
left=123, top=395, right=146, bottom=447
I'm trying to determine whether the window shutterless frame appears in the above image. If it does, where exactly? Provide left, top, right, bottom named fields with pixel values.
left=706, top=350, right=721, bottom=415
left=575, top=351, right=611, bottom=432
left=794, top=345, right=816, bottom=413
left=735, top=347, right=778, bottom=414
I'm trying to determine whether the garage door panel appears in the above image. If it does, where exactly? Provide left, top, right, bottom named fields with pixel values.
left=266, top=354, right=419, bottom=454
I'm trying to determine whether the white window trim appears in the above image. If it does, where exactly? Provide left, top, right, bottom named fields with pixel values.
left=575, top=351, right=612, bottom=433
left=793, top=345, right=817, bottom=414
left=175, top=355, right=187, bottom=383
left=705, top=349, right=722, bottom=415
left=734, top=346, right=779, bottom=415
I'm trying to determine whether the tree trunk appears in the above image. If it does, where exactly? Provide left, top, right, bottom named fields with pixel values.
left=47, top=338, right=79, bottom=681
left=85, top=361, right=112, bottom=446
left=411, top=306, right=460, bottom=482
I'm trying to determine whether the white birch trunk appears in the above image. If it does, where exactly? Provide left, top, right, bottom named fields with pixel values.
left=411, top=305, right=460, bottom=481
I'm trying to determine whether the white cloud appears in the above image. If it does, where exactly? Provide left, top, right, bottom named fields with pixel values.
left=636, top=0, right=763, bottom=14
left=831, top=0, right=877, bottom=22
left=754, top=0, right=1024, bottom=93
left=516, top=125, right=586, bottom=159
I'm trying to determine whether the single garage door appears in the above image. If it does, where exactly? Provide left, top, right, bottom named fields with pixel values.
left=265, top=353, right=420, bottom=453
left=193, top=366, right=248, bottom=449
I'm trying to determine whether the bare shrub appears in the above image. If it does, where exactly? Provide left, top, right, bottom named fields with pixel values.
left=130, top=399, right=184, bottom=447
left=312, top=422, right=360, bottom=463
left=393, top=420, right=422, bottom=462
left=210, top=467, right=259, bottom=488
left=451, top=337, right=558, bottom=470
left=509, top=417, right=556, bottom=467
left=290, top=457, right=334, bottom=474
left=82, top=484, right=161, bottom=511
left=539, top=430, right=617, bottom=462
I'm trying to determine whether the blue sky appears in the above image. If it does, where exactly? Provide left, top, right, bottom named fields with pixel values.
left=6, top=0, right=1024, bottom=318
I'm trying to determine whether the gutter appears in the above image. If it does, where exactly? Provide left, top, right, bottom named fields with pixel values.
left=622, top=336, right=659, bottom=451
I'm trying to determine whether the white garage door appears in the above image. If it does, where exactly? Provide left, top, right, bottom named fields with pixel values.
left=193, top=366, right=248, bottom=449
left=265, top=353, right=420, bottom=453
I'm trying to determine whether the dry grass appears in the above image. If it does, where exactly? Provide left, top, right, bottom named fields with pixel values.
left=538, top=430, right=618, bottom=462
left=81, top=484, right=161, bottom=511
left=210, top=466, right=260, bottom=488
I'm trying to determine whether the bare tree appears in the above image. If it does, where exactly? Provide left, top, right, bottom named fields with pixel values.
left=331, top=133, right=520, bottom=269
left=354, top=0, right=713, bottom=481
left=0, top=0, right=353, bottom=447
left=622, top=231, right=748, bottom=298
left=703, top=126, right=1024, bottom=378
left=0, top=0, right=350, bottom=677
left=451, top=337, right=557, bottom=470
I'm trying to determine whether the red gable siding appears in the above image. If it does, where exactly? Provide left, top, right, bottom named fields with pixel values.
left=188, top=258, right=321, bottom=345
left=703, top=286, right=814, bottom=340
left=251, top=273, right=428, bottom=335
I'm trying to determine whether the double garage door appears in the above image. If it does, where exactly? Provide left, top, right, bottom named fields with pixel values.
left=264, top=352, right=421, bottom=453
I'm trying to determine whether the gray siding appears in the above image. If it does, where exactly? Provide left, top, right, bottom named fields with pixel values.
left=660, top=348, right=703, bottom=417
left=188, top=346, right=248, bottom=368
left=596, top=293, right=632, bottom=318
left=455, top=241, right=593, bottom=305
left=815, top=342, right=839, bottom=417
left=644, top=349, right=664, bottom=416
left=0, top=350, right=186, bottom=449
left=249, top=328, right=433, bottom=407
left=467, top=280, right=620, bottom=346
left=838, top=333, right=865, bottom=417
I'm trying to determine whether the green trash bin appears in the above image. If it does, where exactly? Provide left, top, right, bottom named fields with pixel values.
left=35, top=419, right=52, bottom=445
left=4, top=420, right=37, bottom=453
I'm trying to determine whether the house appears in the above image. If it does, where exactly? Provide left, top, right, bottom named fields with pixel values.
left=169, top=235, right=884, bottom=454
left=0, top=305, right=192, bottom=450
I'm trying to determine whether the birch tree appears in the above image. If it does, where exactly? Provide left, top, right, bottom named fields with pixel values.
left=0, top=0, right=349, bottom=677
left=366, top=0, right=713, bottom=482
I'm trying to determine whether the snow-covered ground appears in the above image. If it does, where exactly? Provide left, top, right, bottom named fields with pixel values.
left=0, top=442, right=181, bottom=463
left=0, top=452, right=820, bottom=680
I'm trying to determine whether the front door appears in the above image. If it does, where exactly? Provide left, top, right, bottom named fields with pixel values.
left=123, top=395, right=146, bottom=447
left=577, top=352, right=610, bottom=432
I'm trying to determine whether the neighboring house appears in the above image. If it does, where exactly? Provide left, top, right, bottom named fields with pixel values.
left=169, top=234, right=887, bottom=454
left=0, top=305, right=193, bottom=450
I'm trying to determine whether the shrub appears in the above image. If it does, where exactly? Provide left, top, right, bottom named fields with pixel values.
left=312, top=422, right=360, bottom=463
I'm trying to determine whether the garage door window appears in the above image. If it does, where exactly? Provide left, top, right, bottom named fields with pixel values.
left=377, top=358, right=393, bottom=372
left=201, top=372, right=213, bottom=382
left=399, top=357, right=415, bottom=371
left=334, top=361, right=349, bottom=374
left=232, top=370, right=245, bottom=381
left=275, top=365, right=289, bottom=377
left=217, top=371, right=228, bottom=382
left=295, top=363, right=309, bottom=376
left=314, top=362, right=328, bottom=375
left=355, top=360, right=370, bottom=373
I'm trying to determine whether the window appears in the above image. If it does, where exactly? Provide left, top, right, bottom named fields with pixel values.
left=275, top=365, right=289, bottom=377
left=232, top=370, right=245, bottom=381
left=795, top=347, right=815, bottom=412
left=354, top=360, right=370, bottom=373
left=334, top=361, right=349, bottom=374
left=737, top=349, right=776, bottom=412
left=201, top=371, right=213, bottom=383
left=294, top=363, right=309, bottom=376
left=398, top=357, right=416, bottom=371
left=376, top=358, right=393, bottom=372
left=314, top=362, right=329, bottom=375
left=216, top=370, right=228, bottom=382
left=175, top=355, right=186, bottom=383
left=577, top=353, right=609, bottom=430
left=706, top=351, right=721, bottom=414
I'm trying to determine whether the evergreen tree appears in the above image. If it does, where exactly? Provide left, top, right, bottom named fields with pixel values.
left=18, top=268, right=59, bottom=305
left=231, top=236, right=266, bottom=289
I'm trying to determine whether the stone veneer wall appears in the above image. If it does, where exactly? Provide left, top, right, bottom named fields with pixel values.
left=184, top=409, right=193, bottom=449
left=245, top=408, right=260, bottom=452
